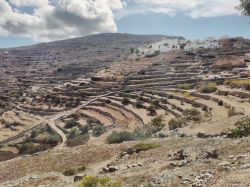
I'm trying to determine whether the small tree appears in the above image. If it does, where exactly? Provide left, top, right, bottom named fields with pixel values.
left=122, top=97, right=129, bottom=105
left=237, top=0, right=250, bottom=16
left=147, top=105, right=157, bottom=116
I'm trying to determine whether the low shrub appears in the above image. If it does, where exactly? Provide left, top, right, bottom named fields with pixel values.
left=121, top=97, right=129, bottom=105
left=92, top=125, right=107, bottom=137
left=177, top=84, right=193, bottom=90
left=218, top=100, right=223, bottom=106
left=66, top=128, right=90, bottom=147
left=147, top=105, right=157, bottom=116
left=64, top=119, right=80, bottom=129
left=80, top=176, right=122, bottom=187
left=63, top=164, right=86, bottom=176
left=229, top=118, right=250, bottom=138
left=18, top=142, right=51, bottom=155
left=168, top=118, right=185, bottom=130
left=0, top=150, right=16, bottom=162
left=106, top=131, right=136, bottom=144
left=149, top=115, right=165, bottom=133
left=199, top=83, right=217, bottom=93
left=145, top=50, right=160, bottom=58
left=126, top=143, right=161, bottom=154
left=183, top=109, right=202, bottom=122
left=135, top=98, right=144, bottom=109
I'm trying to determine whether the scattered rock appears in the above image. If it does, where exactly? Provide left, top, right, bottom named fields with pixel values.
left=200, top=148, right=219, bottom=159
left=74, top=175, right=85, bottom=182
left=218, top=161, right=231, bottom=171
left=240, top=163, right=250, bottom=169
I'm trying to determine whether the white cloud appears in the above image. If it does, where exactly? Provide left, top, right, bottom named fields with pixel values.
left=9, top=0, right=49, bottom=8
left=0, top=0, right=123, bottom=42
left=0, top=0, right=241, bottom=42
left=116, top=0, right=240, bottom=19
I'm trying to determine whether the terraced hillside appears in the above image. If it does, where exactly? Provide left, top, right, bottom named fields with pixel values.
left=0, top=35, right=250, bottom=187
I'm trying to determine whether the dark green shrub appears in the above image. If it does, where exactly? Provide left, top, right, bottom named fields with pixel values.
left=64, top=119, right=80, bottom=129
left=183, top=109, right=202, bottom=122
left=218, top=100, right=223, bottom=106
left=135, top=98, right=144, bottom=109
left=63, top=168, right=77, bottom=176
left=18, top=142, right=50, bottom=155
left=149, top=115, right=165, bottom=133
left=92, top=125, right=107, bottom=137
left=168, top=118, right=185, bottom=130
left=229, top=118, right=250, bottom=138
left=106, top=131, right=136, bottom=144
left=147, top=105, right=157, bottom=116
left=121, top=97, right=129, bottom=105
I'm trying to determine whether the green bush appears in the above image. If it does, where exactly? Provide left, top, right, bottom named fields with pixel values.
left=168, top=118, right=185, bottom=130
left=135, top=98, right=144, bottom=109
left=126, top=143, right=161, bottom=154
left=64, top=119, right=80, bottom=129
left=66, top=128, right=90, bottom=147
left=92, top=125, right=107, bottom=137
left=183, top=109, right=202, bottom=122
left=63, top=168, right=77, bottom=176
left=106, top=131, right=136, bottom=144
left=147, top=105, right=157, bottom=116
left=80, top=176, right=122, bottom=187
left=121, top=97, right=129, bottom=105
left=149, top=115, right=165, bottom=133
left=18, top=142, right=50, bottom=155
left=199, top=83, right=217, bottom=93
left=218, top=100, right=223, bottom=106
left=229, top=118, right=250, bottom=138
left=66, top=134, right=90, bottom=147
left=177, top=84, right=193, bottom=90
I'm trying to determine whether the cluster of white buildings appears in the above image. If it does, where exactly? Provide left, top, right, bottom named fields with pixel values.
left=137, top=37, right=219, bottom=56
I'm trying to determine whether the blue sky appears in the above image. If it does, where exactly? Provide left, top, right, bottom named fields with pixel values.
left=0, top=0, right=249, bottom=48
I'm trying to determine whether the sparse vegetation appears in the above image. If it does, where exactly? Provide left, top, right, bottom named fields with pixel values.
left=168, top=118, right=185, bottom=130
left=64, top=119, right=80, bottom=129
left=92, top=125, right=107, bottom=137
left=229, top=118, right=250, bottom=138
left=148, top=115, right=165, bottom=133
left=177, top=83, right=193, bottom=90
left=106, top=131, right=136, bottom=144
left=199, top=82, right=217, bottom=93
left=225, top=79, right=250, bottom=90
left=183, top=109, right=202, bottom=122
left=63, top=164, right=86, bottom=176
left=80, top=176, right=122, bottom=187
left=147, top=104, right=157, bottom=116
left=66, top=128, right=90, bottom=147
left=126, top=143, right=161, bottom=154
left=145, top=50, right=160, bottom=58
left=121, top=97, right=129, bottom=105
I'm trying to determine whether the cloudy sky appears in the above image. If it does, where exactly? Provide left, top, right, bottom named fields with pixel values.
left=0, top=0, right=249, bottom=48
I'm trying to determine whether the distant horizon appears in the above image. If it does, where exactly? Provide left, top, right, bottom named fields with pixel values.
left=0, top=32, right=249, bottom=49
